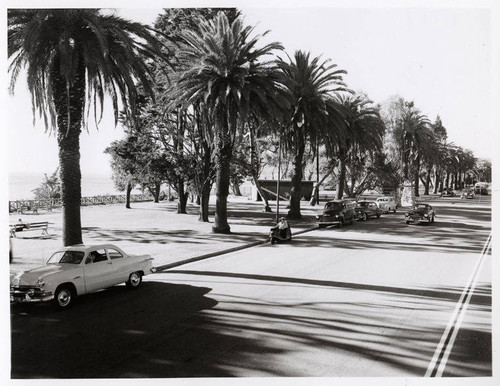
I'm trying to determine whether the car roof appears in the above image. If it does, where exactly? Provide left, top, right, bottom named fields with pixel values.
left=57, top=244, right=121, bottom=252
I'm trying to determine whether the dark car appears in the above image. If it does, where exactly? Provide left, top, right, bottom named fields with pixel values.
left=316, top=199, right=356, bottom=228
left=405, top=203, right=436, bottom=224
left=440, top=188, right=456, bottom=197
left=355, top=200, right=383, bottom=221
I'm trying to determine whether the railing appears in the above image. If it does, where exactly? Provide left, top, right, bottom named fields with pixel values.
left=9, top=194, right=153, bottom=213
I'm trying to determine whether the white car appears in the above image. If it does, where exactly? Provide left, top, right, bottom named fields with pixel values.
left=10, top=244, right=156, bottom=309
left=375, top=196, right=397, bottom=213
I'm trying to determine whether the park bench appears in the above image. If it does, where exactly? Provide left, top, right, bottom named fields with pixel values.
left=10, top=221, right=49, bottom=238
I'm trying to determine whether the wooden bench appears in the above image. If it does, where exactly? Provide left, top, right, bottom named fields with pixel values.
left=10, top=222, right=49, bottom=238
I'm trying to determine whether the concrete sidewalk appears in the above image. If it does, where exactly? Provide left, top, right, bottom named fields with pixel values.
left=9, top=196, right=321, bottom=277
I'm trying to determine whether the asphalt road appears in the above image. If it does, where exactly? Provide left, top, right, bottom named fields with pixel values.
left=10, top=197, right=492, bottom=378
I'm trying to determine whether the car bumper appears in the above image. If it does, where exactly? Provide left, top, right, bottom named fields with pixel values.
left=316, top=215, right=342, bottom=225
left=405, top=216, right=431, bottom=223
left=10, top=287, right=54, bottom=303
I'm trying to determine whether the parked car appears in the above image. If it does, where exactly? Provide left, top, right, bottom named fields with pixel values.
left=316, top=199, right=356, bottom=228
left=375, top=196, right=397, bottom=213
left=404, top=203, right=436, bottom=224
left=474, top=182, right=489, bottom=195
left=440, top=188, right=456, bottom=197
left=10, top=244, right=156, bottom=309
left=461, top=188, right=475, bottom=199
left=355, top=200, right=383, bottom=221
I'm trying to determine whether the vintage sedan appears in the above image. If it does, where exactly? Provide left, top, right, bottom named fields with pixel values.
left=375, top=196, right=397, bottom=213
left=316, top=199, right=356, bottom=228
left=355, top=200, right=383, bottom=221
left=440, top=188, right=456, bottom=197
left=404, top=203, right=436, bottom=224
left=10, top=244, right=156, bottom=309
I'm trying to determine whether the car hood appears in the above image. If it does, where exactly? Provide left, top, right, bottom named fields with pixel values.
left=16, top=264, right=78, bottom=286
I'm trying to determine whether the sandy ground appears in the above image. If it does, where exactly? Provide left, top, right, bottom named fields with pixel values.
left=9, top=195, right=321, bottom=278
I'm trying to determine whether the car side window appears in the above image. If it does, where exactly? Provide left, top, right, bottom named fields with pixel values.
left=85, top=249, right=108, bottom=264
left=108, top=248, right=123, bottom=260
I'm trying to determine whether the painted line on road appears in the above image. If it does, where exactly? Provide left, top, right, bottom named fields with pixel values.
left=425, top=231, right=492, bottom=377
left=155, top=226, right=319, bottom=271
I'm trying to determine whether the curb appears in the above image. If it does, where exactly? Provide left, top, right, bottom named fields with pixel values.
left=155, top=225, right=319, bottom=272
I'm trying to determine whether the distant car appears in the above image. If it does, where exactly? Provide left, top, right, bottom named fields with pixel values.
left=474, top=182, right=489, bottom=195
left=355, top=200, right=383, bottom=221
left=404, top=203, right=436, bottom=224
left=375, top=196, right=397, bottom=213
left=440, top=188, right=456, bottom=197
left=461, top=188, right=475, bottom=199
left=316, top=199, right=356, bottom=228
left=10, top=244, right=156, bottom=309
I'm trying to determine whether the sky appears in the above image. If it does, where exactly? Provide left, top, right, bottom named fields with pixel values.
left=1, top=1, right=496, bottom=177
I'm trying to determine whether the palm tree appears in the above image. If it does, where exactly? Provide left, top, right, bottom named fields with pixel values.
left=174, top=12, right=283, bottom=233
left=276, top=51, right=348, bottom=219
left=396, top=107, right=432, bottom=203
left=334, top=94, right=384, bottom=199
left=8, top=9, right=167, bottom=246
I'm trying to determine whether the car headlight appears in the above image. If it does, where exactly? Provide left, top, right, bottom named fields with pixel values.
left=36, top=278, right=45, bottom=288
left=335, top=214, right=339, bottom=218
left=11, top=274, right=21, bottom=287
left=424, top=214, right=429, bottom=218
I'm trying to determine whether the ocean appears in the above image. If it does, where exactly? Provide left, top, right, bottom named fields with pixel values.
left=8, top=172, right=140, bottom=201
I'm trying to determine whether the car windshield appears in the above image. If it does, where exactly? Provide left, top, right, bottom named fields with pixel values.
left=377, top=198, right=387, bottom=202
left=47, top=251, right=85, bottom=265
left=414, top=204, right=428, bottom=210
left=356, top=202, right=370, bottom=208
left=325, top=202, right=341, bottom=210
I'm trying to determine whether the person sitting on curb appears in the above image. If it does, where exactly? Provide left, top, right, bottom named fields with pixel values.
left=271, top=217, right=290, bottom=238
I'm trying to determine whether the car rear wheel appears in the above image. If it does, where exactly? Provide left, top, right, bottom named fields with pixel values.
left=126, top=272, right=142, bottom=289
left=406, top=220, right=410, bottom=224
left=54, top=285, right=75, bottom=309
left=376, top=213, right=381, bottom=219
left=360, top=213, right=367, bottom=221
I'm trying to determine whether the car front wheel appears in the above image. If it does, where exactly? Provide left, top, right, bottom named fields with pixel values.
left=54, top=285, right=75, bottom=309
left=126, top=272, right=142, bottom=289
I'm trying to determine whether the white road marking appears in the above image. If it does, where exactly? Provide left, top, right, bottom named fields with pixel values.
left=425, top=232, right=492, bottom=377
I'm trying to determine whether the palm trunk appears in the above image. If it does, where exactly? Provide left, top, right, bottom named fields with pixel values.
left=199, top=181, right=211, bottom=222
left=198, top=148, right=212, bottom=222
left=336, top=147, right=347, bottom=199
left=126, top=182, right=132, bottom=209
left=249, top=124, right=271, bottom=212
left=232, top=182, right=242, bottom=196
left=433, top=168, right=440, bottom=194
left=413, top=156, right=420, bottom=197
left=177, top=178, right=187, bottom=213
left=424, top=165, right=432, bottom=195
left=52, top=56, right=84, bottom=246
left=287, top=128, right=304, bottom=220
left=213, top=112, right=232, bottom=233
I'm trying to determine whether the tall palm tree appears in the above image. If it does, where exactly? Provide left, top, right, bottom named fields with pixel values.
left=174, top=12, right=283, bottom=233
left=8, top=9, right=167, bottom=246
left=395, top=107, right=432, bottom=203
left=276, top=51, right=348, bottom=219
left=334, top=94, right=384, bottom=199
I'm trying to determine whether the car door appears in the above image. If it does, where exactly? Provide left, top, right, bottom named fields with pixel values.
left=106, top=247, right=131, bottom=284
left=82, top=248, right=115, bottom=292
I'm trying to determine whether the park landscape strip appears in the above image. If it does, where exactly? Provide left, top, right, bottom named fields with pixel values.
left=425, top=232, right=492, bottom=377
